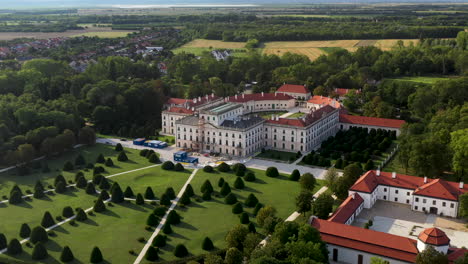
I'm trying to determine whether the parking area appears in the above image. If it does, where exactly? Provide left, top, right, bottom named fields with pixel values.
left=353, top=200, right=468, bottom=248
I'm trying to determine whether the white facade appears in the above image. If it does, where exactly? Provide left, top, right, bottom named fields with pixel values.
left=344, top=202, right=364, bottom=225
left=412, top=195, right=458, bottom=218
left=327, top=244, right=411, bottom=264
left=162, top=112, right=191, bottom=135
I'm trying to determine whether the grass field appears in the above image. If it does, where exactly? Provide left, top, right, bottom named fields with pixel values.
left=3, top=201, right=156, bottom=264
left=256, top=111, right=288, bottom=119
left=386, top=76, right=452, bottom=84
left=0, top=188, right=98, bottom=240
left=172, top=39, right=250, bottom=57
left=0, top=144, right=150, bottom=198
left=287, top=112, right=306, bottom=118
left=0, top=27, right=135, bottom=40
left=155, top=168, right=325, bottom=261
left=256, top=150, right=300, bottom=163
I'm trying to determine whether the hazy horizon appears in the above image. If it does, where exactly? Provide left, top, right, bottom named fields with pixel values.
left=1, top=0, right=467, bottom=9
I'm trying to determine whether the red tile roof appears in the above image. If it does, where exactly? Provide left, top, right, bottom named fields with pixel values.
left=164, top=107, right=194, bottom=114
left=414, top=179, right=467, bottom=201
left=311, top=218, right=419, bottom=263
left=166, top=98, right=189, bottom=105
left=307, top=96, right=341, bottom=109
left=350, top=170, right=467, bottom=201
left=448, top=248, right=468, bottom=263
left=418, top=228, right=450, bottom=246
left=277, top=84, right=309, bottom=94
left=328, top=193, right=364, bottom=224
left=266, top=105, right=337, bottom=127
left=227, top=93, right=294, bottom=103
left=335, top=88, right=360, bottom=96
left=339, top=114, right=406, bottom=129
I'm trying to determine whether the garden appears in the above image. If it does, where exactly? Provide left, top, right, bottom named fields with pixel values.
left=300, top=127, right=397, bottom=170
left=148, top=163, right=324, bottom=262
left=255, top=149, right=302, bottom=163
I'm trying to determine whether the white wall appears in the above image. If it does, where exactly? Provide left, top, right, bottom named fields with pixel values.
left=326, top=244, right=412, bottom=264
left=412, top=195, right=458, bottom=217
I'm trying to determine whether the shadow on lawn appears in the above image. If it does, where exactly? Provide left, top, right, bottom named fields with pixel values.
left=243, top=186, right=261, bottom=194
left=99, top=208, right=120, bottom=218
left=119, top=201, right=150, bottom=212
left=176, top=221, right=198, bottom=231
left=53, top=225, right=70, bottom=235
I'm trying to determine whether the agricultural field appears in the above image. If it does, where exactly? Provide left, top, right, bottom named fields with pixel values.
left=155, top=168, right=325, bottom=261
left=0, top=26, right=135, bottom=40
left=174, top=38, right=421, bottom=61
left=262, top=39, right=419, bottom=60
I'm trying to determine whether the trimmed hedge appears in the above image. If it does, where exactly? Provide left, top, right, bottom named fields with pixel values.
left=162, top=161, right=174, bottom=170
left=234, top=177, right=245, bottom=189
left=174, top=244, right=188, bottom=258
left=220, top=182, right=231, bottom=196
left=266, top=167, right=279, bottom=178
left=244, top=193, right=259, bottom=207
left=202, top=237, right=214, bottom=251
left=90, top=247, right=103, bottom=263
left=244, top=172, right=256, bottom=182
left=60, top=246, right=74, bottom=262
left=174, top=163, right=184, bottom=171
left=224, top=193, right=237, bottom=205
left=232, top=202, right=243, bottom=214
left=203, top=166, right=213, bottom=173
left=200, top=180, right=214, bottom=194
left=217, top=162, right=230, bottom=172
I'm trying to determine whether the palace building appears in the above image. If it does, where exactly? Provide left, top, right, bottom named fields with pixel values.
left=161, top=85, right=406, bottom=158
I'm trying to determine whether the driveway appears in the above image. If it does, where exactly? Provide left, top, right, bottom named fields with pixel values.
left=97, top=138, right=333, bottom=179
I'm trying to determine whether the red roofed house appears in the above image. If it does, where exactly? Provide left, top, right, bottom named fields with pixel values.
left=312, top=217, right=467, bottom=264
left=307, top=95, right=341, bottom=109
left=276, top=84, right=311, bottom=100
left=349, top=170, right=467, bottom=217
left=328, top=192, right=364, bottom=225
left=334, top=88, right=360, bottom=100
left=339, top=114, right=406, bottom=136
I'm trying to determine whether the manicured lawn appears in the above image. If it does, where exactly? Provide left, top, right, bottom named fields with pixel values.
left=108, top=166, right=192, bottom=197
left=0, top=188, right=98, bottom=240
left=256, top=149, right=300, bottom=163
left=0, top=144, right=152, bottom=198
left=257, top=111, right=288, bottom=119
left=3, top=201, right=156, bottom=264
left=155, top=168, right=324, bottom=261
left=287, top=112, right=306, bottom=118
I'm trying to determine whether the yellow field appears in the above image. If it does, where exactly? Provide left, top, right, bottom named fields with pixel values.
left=180, top=39, right=246, bottom=49
left=374, top=39, right=419, bottom=50
left=264, top=40, right=360, bottom=49
left=263, top=47, right=326, bottom=60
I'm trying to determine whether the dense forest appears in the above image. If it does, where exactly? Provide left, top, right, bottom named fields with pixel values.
left=0, top=25, right=466, bottom=179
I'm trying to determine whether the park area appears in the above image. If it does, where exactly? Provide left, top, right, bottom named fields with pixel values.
left=0, top=142, right=326, bottom=263
left=255, top=149, right=301, bottom=163
left=153, top=167, right=324, bottom=262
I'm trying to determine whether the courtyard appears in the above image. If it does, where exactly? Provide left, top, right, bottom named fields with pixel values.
left=353, top=200, right=468, bottom=248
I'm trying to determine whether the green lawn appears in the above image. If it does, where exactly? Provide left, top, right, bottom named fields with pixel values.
left=107, top=166, right=192, bottom=197
left=155, top=168, right=324, bottom=261
left=3, top=201, right=156, bottom=264
left=0, top=188, right=98, bottom=240
left=256, top=149, right=300, bottom=163
left=386, top=76, right=454, bottom=84
left=0, top=144, right=152, bottom=198
left=287, top=112, right=306, bottom=118
left=257, top=111, right=288, bottom=119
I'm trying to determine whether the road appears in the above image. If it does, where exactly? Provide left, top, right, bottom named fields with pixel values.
left=97, top=138, right=335, bottom=179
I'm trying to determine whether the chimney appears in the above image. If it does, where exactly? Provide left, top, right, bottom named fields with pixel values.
left=191, top=107, right=195, bottom=111
left=211, top=93, right=214, bottom=98
left=352, top=193, right=355, bottom=199
left=235, top=94, right=238, bottom=99
left=392, top=172, right=396, bottom=179
left=261, top=92, right=264, bottom=97
left=376, top=170, right=381, bottom=176
left=460, top=182, right=464, bottom=189
left=276, top=115, right=279, bottom=121
left=206, top=94, right=208, bottom=101
left=193, top=98, right=196, bottom=103
left=424, top=176, right=428, bottom=183
left=242, top=94, right=245, bottom=98
left=198, top=96, right=201, bottom=101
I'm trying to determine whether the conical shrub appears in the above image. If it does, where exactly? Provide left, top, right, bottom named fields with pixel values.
left=60, top=246, right=74, bottom=262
